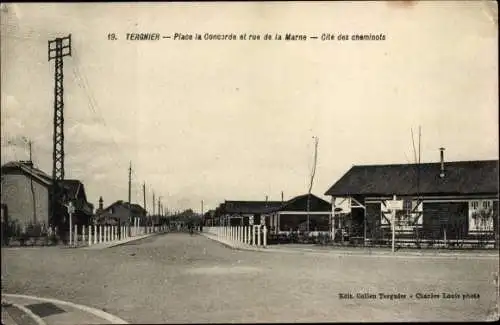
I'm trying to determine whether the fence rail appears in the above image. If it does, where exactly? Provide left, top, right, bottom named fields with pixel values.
left=1, top=218, right=168, bottom=247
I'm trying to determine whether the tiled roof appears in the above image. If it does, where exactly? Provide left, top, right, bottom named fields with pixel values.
left=324, top=160, right=499, bottom=197
left=270, top=193, right=332, bottom=213
left=222, top=200, right=283, bottom=214
left=104, top=200, right=147, bottom=214
left=1, top=161, right=51, bottom=185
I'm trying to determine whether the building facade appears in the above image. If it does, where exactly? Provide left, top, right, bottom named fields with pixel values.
left=100, top=200, right=147, bottom=225
left=1, top=161, right=94, bottom=228
left=324, top=157, right=499, bottom=247
left=263, top=194, right=332, bottom=235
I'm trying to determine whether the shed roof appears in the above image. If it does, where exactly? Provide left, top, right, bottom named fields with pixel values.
left=223, top=200, right=283, bottom=214
left=324, top=160, right=499, bottom=197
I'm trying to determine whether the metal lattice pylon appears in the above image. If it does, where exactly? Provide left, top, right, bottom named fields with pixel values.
left=48, top=34, right=71, bottom=229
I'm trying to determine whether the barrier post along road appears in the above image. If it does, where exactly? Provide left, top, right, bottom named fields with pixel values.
left=386, top=195, right=403, bottom=253
left=65, top=201, right=75, bottom=247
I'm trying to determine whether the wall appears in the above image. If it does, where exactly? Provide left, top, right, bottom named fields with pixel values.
left=1, top=173, right=50, bottom=225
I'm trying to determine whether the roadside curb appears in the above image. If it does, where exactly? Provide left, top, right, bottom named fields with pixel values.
left=2, top=300, right=47, bottom=325
left=201, top=233, right=499, bottom=259
left=2, top=294, right=128, bottom=324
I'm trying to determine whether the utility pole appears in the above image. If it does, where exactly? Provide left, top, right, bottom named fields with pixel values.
left=143, top=182, right=147, bottom=213
left=152, top=191, right=155, bottom=216
left=27, top=139, right=36, bottom=223
left=48, top=34, right=71, bottom=234
left=307, top=136, right=319, bottom=232
left=158, top=196, right=162, bottom=224
left=128, top=161, right=132, bottom=224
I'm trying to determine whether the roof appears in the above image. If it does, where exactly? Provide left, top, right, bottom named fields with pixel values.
left=269, top=193, right=332, bottom=213
left=1, top=161, right=52, bottom=185
left=324, top=160, right=499, bottom=197
left=104, top=200, right=147, bottom=214
left=223, top=200, right=283, bottom=214
left=60, top=179, right=88, bottom=201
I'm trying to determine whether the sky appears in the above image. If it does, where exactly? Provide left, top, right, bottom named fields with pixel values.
left=1, top=1, right=498, bottom=214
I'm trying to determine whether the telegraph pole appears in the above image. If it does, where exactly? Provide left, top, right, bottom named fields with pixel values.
left=27, top=139, right=36, bottom=223
left=158, top=196, right=162, bottom=219
left=48, top=34, right=71, bottom=233
left=152, top=191, right=156, bottom=216
left=128, top=161, right=132, bottom=224
left=307, top=136, right=319, bottom=232
left=143, top=182, right=147, bottom=212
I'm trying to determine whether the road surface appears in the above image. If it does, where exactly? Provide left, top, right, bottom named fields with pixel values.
left=2, top=233, right=498, bottom=323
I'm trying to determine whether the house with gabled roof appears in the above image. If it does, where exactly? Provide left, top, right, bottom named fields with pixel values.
left=1, top=160, right=94, bottom=227
left=215, top=200, right=282, bottom=226
left=262, top=193, right=332, bottom=234
left=324, top=150, right=498, bottom=247
left=98, top=199, right=147, bottom=225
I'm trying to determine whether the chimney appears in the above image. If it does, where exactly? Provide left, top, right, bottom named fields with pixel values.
left=439, top=147, right=445, bottom=178
left=99, top=196, right=103, bottom=210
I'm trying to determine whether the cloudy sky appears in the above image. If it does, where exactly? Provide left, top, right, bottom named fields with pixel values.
left=1, top=1, right=498, bottom=213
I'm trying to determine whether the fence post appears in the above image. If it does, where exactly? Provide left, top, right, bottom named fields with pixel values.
left=94, top=225, right=97, bottom=244
left=257, top=225, right=261, bottom=246
left=82, top=225, right=86, bottom=244
left=88, top=225, right=92, bottom=246
left=263, top=225, right=267, bottom=248
left=74, top=225, right=78, bottom=246
left=251, top=226, right=255, bottom=246
left=243, top=226, right=247, bottom=244
left=98, top=225, right=102, bottom=243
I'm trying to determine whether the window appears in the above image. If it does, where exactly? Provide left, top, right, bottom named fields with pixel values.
left=471, top=201, right=479, bottom=210
left=482, top=200, right=492, bottom=209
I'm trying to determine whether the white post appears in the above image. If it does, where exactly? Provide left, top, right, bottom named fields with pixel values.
left=82, top=225, right=86, bottom=244
left=251, top=226, right=256, bottom=246
left=247, top=226, right=251, bottom=244
left=88, top=225, right=92, bottom=246
left=94, top=225, right=97, bottom=244
left=99, top=225, right=103, bottom=243
left=392, top=194, right=396, bottom=254
left=74, top=224, right=78, bottom=246
left=263, top=225, right=267, bottom=247
left=257, top=225, right=261, bottom=246
left=69, top=213, right=73, bottom=247
left=243, top=226, right=247, bottom=244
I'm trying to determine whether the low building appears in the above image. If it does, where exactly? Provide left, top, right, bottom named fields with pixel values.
left=324, top=152, right=499, bottom=247
left=100, top=200, right=147, bottom=225
left=1, top=161, right=94, bottom=227
left=263, top=193, right=332, bottom=235
left=215, top=200, right=283, bottom=226
left=1, top=161, right=52, bottom=226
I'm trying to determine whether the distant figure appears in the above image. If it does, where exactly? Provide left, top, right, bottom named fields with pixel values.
left=199, top=224, right=203, bottom=232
